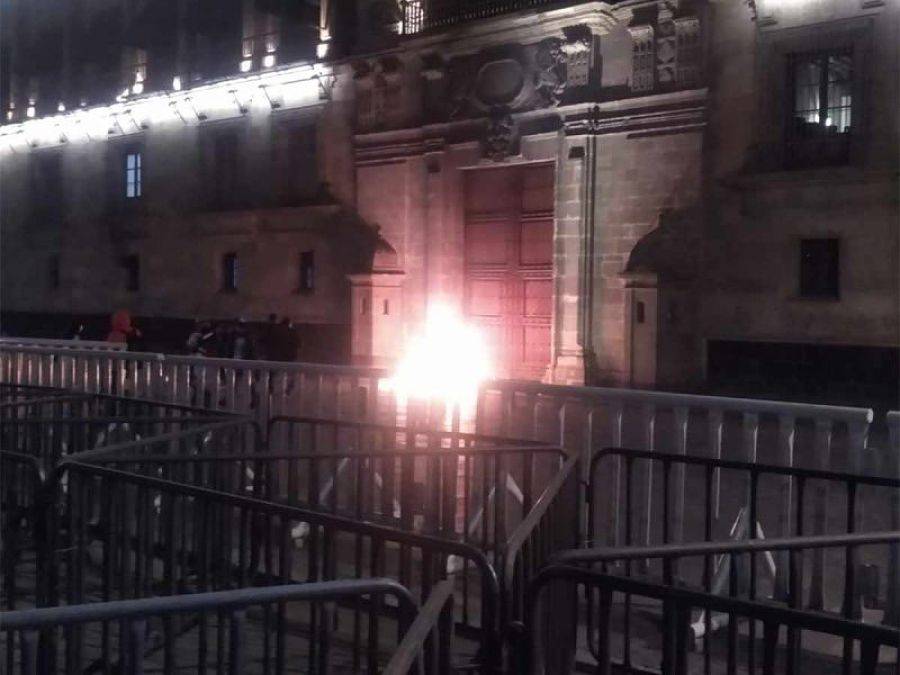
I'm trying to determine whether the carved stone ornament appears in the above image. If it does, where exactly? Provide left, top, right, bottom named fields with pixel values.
left=533, top=38, right=567, bottom=107
left=482, top=107, right=517, bottom=161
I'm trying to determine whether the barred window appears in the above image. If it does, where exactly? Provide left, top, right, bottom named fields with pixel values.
left=125, top=151, right=142, bottom=199
left=629, top=27, right=655, bottom=93
left=787, top=50, right=852, bottom=167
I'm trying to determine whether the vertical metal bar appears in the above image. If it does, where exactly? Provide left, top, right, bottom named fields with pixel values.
left=228, top=610, right=246, bottom=675
left=708, top=408, right=724, bottom=519
left=809, top=418, right=833, bottom=611
left=775, top=414, right=796, bottom=601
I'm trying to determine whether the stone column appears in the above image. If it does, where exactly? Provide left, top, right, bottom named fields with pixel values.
left=550, top=132, right=594, bottom=384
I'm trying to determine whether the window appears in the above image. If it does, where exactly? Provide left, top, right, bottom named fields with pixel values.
left=402, top=1, right=424, bottom=34
left=299, top=250, right=315, bottom=292
left=48, top=255, right=60, bottom=290
left=125, top=151, right=142, bottom=198
left=629, top=26, right=655, bottom=93
left=122, top=254, right=140, bottom=291
left=222, top=252, right=238, bottom=292
left=799, top=239, right=839, bottom=299
left=787, top=50, right=852, bottom=167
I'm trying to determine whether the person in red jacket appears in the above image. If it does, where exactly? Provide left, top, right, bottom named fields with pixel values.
left=106, top=309, right=142, bottom=350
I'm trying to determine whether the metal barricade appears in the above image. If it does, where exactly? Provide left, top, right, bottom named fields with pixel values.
left=588, top=448, right=900, bottom=615
left=525, top=560, right=900, bottom=675
left=0, top=344, right=391, bottom=423
left=477, top=381, right=875, bottom=546
left=83, top=415, right=580, bottom=666
left=554, top=531, right=900, bottom=674
left=0, top=578, right=443, bottom=674
left=0, top=392, right=254, bottom=615
left=52, top=457, right=498, bottom=672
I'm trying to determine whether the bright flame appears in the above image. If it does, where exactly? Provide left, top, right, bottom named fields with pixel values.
left=383, top=304, right=492, bottom=411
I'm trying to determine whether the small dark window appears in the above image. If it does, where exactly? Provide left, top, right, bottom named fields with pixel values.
left=122, top=254, right=140, bottom=291
left=48, top=255, right=60, bottom=290
left=361, top=297, right=369, bottom=315
left=787, top=50, right=852, bottom=167
left=383, top=299, right=390, bottom=315
left=125, top=151, right=142, bottom=198
left=636, top=301, right=645, bottom=324
left=299, top=250, right=315, bottom=292
left=222, top=252, right=238, bottom=292
left=800, top=239, right=839, bottom=299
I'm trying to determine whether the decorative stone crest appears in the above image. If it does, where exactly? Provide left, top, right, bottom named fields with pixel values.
left=533, top=38, right=567, bottom=107
left=482, top=107, right=516, bottom=161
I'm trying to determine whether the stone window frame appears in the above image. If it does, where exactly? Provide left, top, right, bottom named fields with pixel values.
left=757, top=17, right=871, bottom=170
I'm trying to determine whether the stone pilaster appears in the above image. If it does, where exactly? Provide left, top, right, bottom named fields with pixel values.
left=550, top=132, right=594, bottom=384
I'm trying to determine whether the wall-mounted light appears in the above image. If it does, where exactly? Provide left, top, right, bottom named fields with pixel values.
left=314, top=64, right=336, bottom=101
left=172, top=76, right=182, bottom=91
left=262, top=54, right=276, bottom=69
left=230, top=88, right=251, bottom=114
left=239, top=59, right=252, bottom=73
left=26, top=100, right=35, bottom=118
left=258, top=83, right=283, bottom=109
left=57, top=102, right=66, bottom=113
left=317, top=42, right=329, bottom=60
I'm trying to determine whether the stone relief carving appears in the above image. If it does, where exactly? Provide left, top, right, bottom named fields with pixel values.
left=353, top=56, right=403, bottom=130
left=533, top=38, right=567, bottom=107
left=482, top=107, right=516, bottom=161
left=443, top=26, right=595, bottom=119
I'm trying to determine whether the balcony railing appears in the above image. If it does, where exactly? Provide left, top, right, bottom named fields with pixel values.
left=400, top=0, right=569, bottom=35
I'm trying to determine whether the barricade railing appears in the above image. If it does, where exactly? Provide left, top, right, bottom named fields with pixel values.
left=53, top=457, right=501, bottom=672
left=0, top=344, right=391, bottom=424
left=0, top=578, right=439, bottom=674
left=525, top=562, right=900, bottom=675
left=80, top=415, right=579, bottom=667
left=588, top=447, right=900, bottom=616
left=383, top=579, right=456, bottom=675
left=0, top=336, right=125, bottom=352
left=0, top=418, right=259, bottom=614
left=554, top=532, right=900, bottom=673
left=477, top=380, right=876, bottom=545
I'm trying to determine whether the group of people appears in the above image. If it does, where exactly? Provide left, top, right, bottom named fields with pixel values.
left=185, top=314, right=299, bottom=362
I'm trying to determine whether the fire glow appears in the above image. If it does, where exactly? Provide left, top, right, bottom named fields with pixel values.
left=383, top=304, right=492, bottom=411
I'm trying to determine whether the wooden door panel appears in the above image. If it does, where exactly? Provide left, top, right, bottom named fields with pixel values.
left=523, top=325, right=551, bottom=365
left=520, top=219, right=553, bottom=266
left=523, top=279, right=552, bottom=317
left=465, top=221, right=508, bottom=265
left=467, top=279, right=503, bottom=317
left=464, top=164, right=554, bottom=381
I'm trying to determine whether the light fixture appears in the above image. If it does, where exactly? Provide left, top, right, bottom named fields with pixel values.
left=172, top=76, right=182, bottom=91
left=132, top=81, right=144, bottom=95
left=317, top=42, right=329, bottom=59
left=240, top=59, right=252, bottom=73
left=5, top=110, right=12, bottom=121
left=57, top=102, right=66, bottom=113
left=230, top=88, right=250, bottom=114
left=262, top=54, right=276, bottom=69
left=258, top=84, right=282, bottom=109
left=26, top=100, right=35, bottom=118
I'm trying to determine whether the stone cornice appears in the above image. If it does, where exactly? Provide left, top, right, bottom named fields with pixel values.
left=563, top=88, right=708, bottom=136
left=352, top=89, right=709, bottom=162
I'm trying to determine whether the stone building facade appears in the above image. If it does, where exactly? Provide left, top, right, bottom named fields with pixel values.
left=1, top=0, right=898, bottom=400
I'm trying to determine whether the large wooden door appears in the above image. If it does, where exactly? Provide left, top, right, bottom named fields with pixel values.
left=464, top=164, right=554, bottom=381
